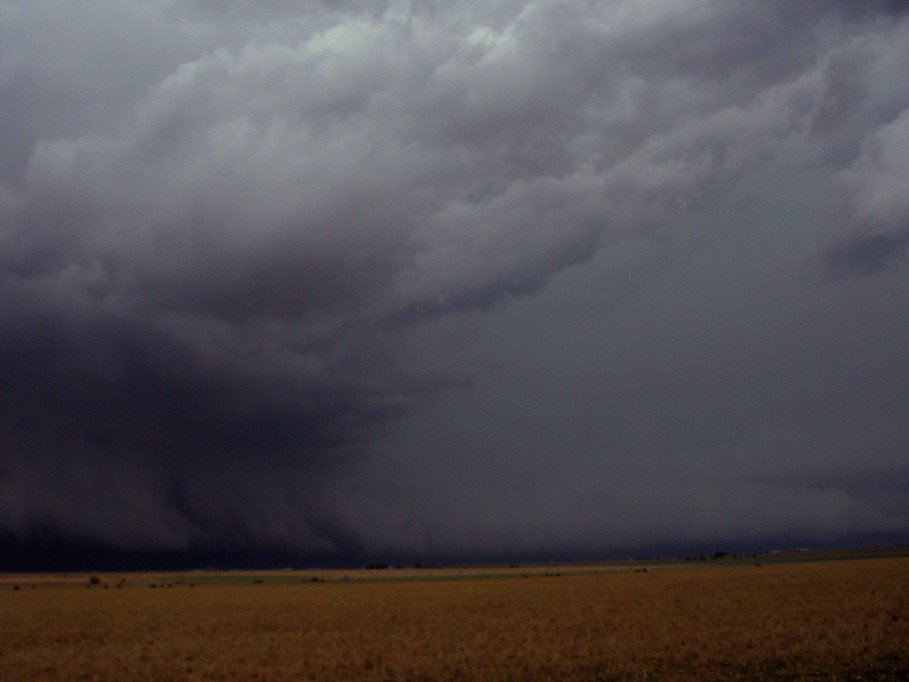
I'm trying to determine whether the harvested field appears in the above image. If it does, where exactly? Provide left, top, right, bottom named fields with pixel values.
left=1, top=554, right=907, bottom=680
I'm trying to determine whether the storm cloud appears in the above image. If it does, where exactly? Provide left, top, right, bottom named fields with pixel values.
left=1, top=0, right=908, bottom=564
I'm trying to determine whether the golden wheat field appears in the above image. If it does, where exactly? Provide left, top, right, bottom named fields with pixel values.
left=1, top=554, right=907, bottom=681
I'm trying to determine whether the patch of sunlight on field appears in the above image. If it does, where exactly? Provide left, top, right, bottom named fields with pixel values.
left=0, top=557, right=907, bottom=680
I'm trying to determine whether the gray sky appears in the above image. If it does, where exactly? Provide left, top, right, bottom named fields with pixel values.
left=1, top=0, right=908, bottom=563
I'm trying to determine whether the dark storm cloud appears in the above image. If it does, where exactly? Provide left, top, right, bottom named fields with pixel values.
left=2, top=0, right=909, bottom=562
left=826, top=228, right=909, bottom=279
left=757, top=467, right=909, bottom=524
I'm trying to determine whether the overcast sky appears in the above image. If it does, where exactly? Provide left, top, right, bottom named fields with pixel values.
left=1, top=0, right=908, bottom=565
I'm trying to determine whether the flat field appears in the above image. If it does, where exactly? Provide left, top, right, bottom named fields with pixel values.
left=1, top=552, right=907, bottom=681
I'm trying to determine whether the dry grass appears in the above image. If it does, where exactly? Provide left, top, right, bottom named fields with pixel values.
left=0, top=557, right=907, bottom=680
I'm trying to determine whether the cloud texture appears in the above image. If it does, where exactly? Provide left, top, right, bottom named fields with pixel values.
left=1, top=0, right=908, bottom=562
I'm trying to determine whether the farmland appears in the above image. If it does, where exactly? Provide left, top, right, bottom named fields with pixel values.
left=1, top=550, right=907, bottom=680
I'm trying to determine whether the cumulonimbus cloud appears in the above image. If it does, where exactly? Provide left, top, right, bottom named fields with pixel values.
left=1, top=0, right=908, bottom=558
